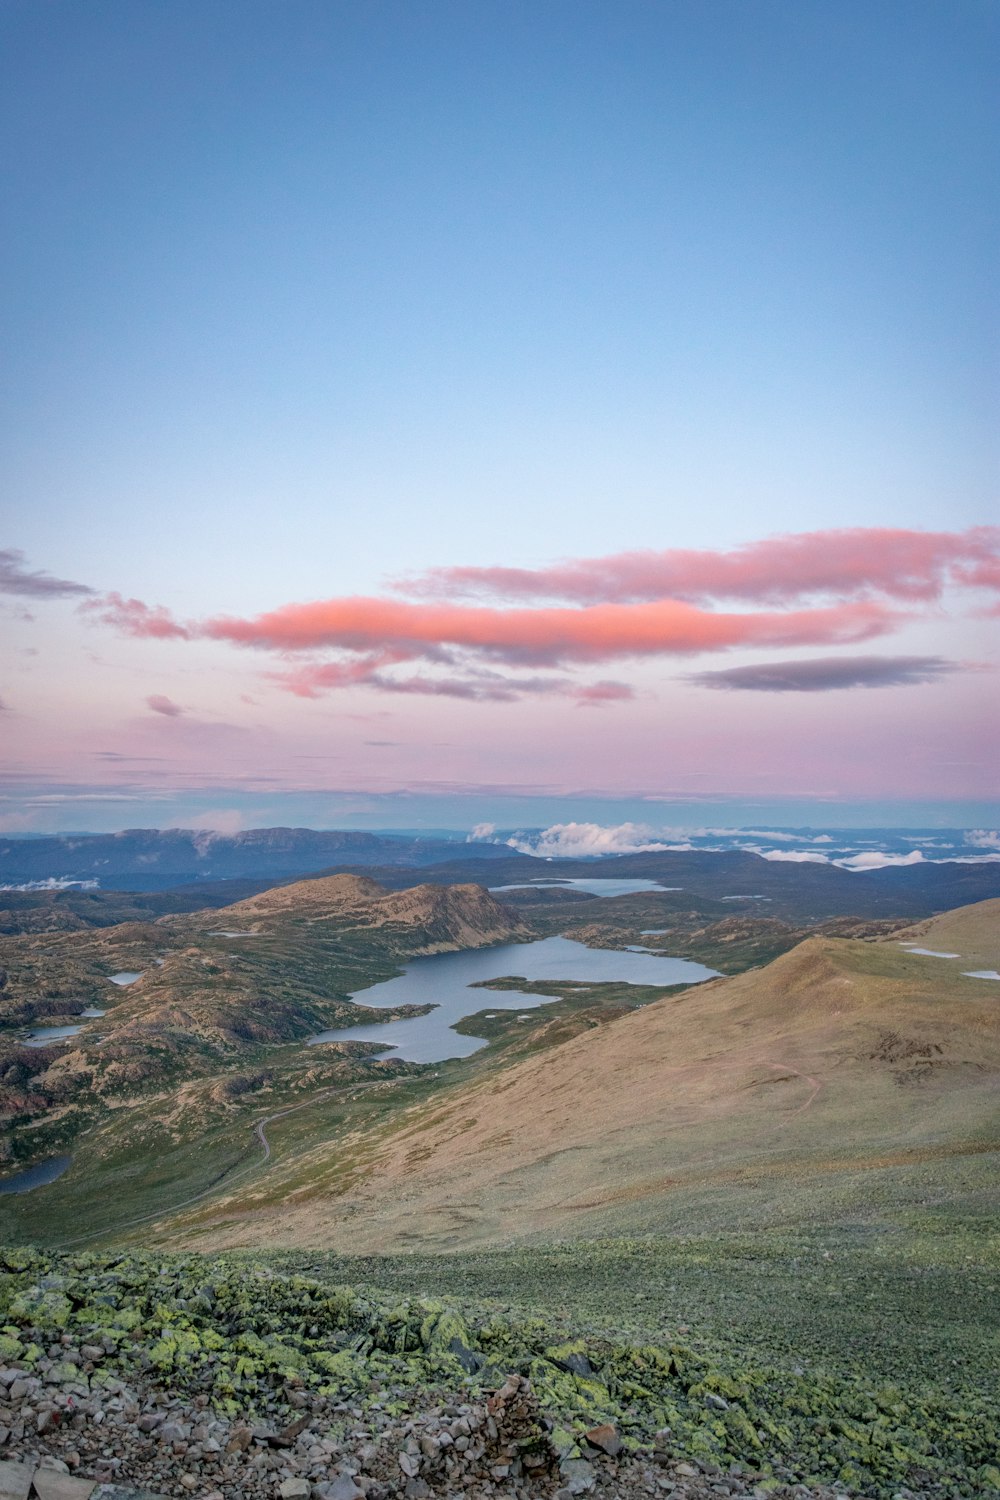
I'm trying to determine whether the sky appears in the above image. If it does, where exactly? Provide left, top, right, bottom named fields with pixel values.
left=1, top=0, right=997, bottom=835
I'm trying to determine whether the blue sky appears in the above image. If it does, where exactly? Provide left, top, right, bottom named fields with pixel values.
left=1, top=1, right=997, bottom=832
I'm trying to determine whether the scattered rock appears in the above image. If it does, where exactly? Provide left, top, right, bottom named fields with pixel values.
left=583, top=1422, right=622, bottom=1456
left=559, top=1457, right=597, bottom=1494
left=445, top=1339, right=483, bottom=1374
left=268, top=1417, right=310, bottom=1449
left=312, top=1478, right=363, bottom=1500
left=278, top=1480, right=310, bottom=1500
left=31, top=1474, right=97, bottom=1500
left=0, top=1459, right=34, bottom=1500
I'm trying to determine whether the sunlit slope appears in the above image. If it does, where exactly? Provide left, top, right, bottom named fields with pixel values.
left=892, top=898, right=1000, bottom=970
left=160, top=900, right=1000, bottom=1253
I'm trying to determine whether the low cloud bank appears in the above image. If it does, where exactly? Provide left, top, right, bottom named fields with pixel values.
left=756, top=849, right=832, bottom=864
left=0, top=877, right=100, bottom=891
left=480, top=822, right=1000, bottom=870
left=504, top=822, right=674, bottom=858
left=836, top=850, right=926, bottom=870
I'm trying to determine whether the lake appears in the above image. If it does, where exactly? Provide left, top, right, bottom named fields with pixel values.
left=308, top=935, right=719, bottom=1063
left=0, top=1155, right=72, bottom=1194
left=489, top=878, right=682, bottom=898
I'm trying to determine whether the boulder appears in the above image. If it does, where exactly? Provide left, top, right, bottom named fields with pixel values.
left=583, top=1423, right=622, bottom=1457
left=0, top=1459, right=33, bottom=1500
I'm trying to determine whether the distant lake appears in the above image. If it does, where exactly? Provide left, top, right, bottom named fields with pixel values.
left=108, top=971, right=142, bottom=985
left=0, top=1155, right=72, bottom=1194
left=489, top=878, right=682, bottom=898
left=308, top=935, right=719, bottom=1063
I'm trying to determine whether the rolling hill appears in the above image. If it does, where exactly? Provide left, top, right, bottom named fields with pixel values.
left=155, top=900, right=1000, bottom=1253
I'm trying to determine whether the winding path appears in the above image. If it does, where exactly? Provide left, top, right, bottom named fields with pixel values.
left=60, top=1074, right=422, bottom=1249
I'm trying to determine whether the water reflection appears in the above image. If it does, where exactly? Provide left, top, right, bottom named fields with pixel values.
left=309, top=935, right=718, bottom=1063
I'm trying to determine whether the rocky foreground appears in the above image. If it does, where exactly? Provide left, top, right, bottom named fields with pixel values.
left=0, top=1250, right=994, bottom=1500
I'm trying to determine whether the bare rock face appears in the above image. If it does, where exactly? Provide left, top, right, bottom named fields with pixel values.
left=361, top=882, right=530, bottom=953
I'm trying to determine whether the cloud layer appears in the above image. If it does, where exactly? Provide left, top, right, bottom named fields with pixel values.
left=79, top=525, right=998, bottom=704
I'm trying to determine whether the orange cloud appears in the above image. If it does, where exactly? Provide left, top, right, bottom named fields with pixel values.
left=204, top=595, right=897, bottom=664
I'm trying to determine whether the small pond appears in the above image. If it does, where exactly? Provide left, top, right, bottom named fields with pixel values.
left=24, top=1024, right=83, bottom=1048
left=308, top=935, right=719, bottom=1063
left=108, top=971, right=143, bottom=985
left=0, top=1155, right=72, bottom=1194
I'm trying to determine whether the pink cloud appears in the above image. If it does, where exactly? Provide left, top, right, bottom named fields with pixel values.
left=574, top=680, right=635, bottom=707
left=81, top=592, right=189, bottom=639
left=396, top=526, right=1000, bottom=606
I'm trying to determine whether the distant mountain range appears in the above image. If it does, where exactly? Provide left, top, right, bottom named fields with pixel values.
left=1, top=826, right=1000, bottom=925
left=0, top=826, right=514, bottom=890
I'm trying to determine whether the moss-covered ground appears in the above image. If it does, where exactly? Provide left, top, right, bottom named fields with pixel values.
left=0, top=1240, right=997, bottom=1497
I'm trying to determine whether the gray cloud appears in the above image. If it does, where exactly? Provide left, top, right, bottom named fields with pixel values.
left=146, top=694, right=185, bottom=717
left=0, top=548, right=94, bottom=598
left=687, top=655, right=960, bottom=693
